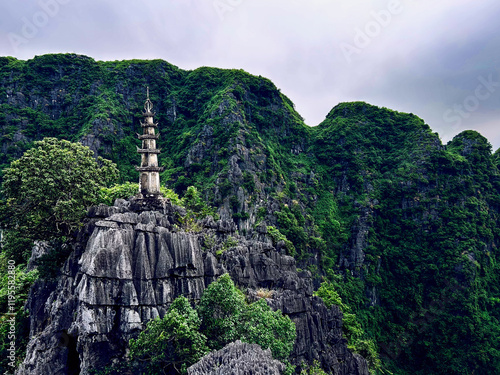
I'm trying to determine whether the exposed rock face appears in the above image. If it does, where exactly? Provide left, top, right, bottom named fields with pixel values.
left=17, top=201, right=368, bottom=375
left=339, top=201, right=373, bottom=272
left=188, top=341, right=285, bottom=375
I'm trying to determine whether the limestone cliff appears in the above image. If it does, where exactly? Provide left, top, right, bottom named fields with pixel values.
left=17, top=199, right=368, bottom=375
left=2, top=54, right=500, bottom=374
left=187, top=341, right=285, bottom=374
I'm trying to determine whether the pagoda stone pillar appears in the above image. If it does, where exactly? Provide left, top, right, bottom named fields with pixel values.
left=136, top=88, right=164, bottom=197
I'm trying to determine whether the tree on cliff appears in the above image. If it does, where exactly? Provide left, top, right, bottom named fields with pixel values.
left=129, top=296, right=209, bottom=374
left=1, top=137, right=119, bottom=241
left=197, top=273, right=247, bottom=350
left=198, top=273, right=296, bottom=360
left=127, top=274, right=296, bottom=374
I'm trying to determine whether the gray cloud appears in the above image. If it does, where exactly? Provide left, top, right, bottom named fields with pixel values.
left=1, top=0, right=499, bottom=148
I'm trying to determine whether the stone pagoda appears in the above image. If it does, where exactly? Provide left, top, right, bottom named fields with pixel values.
left=136, top=88, right=164, bottom=197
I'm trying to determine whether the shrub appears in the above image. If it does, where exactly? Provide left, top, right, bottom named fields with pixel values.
left=198, top=274, right=296, bottom=361
left=129, top=296, right=208, bottom=374
left=99, top=182, right=181, bottom=206
left=267, top=226, right=297, bottom=256
left=239, top=298, right=296, bottom=360
left=181, top=186, right=215, bottom=218
left=314, top=280, right=349, bottom=311
left=99, top=182, right=139, bottom=205
left=197, top=274, right=246, bottom=350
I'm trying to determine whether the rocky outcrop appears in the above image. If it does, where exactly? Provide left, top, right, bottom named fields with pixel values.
left=188, top=341, right=285, bottom=375
left=17, top=200, right=369, bottom=375
left=339, top=200, right=373, bottom=273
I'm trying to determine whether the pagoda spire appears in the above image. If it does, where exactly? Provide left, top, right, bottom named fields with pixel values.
left=136, top=87, right=164, bottom=197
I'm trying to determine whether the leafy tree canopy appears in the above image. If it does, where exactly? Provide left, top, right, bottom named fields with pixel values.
left=128, top=274, right=296, bottom=374
left=1, top=137, right=119, bottom=240
left=129, top=296, right=208, bottom=374
left=197, top=273, right=246, bottom=350
left=239, top=298, right=296, bottom=360
left=198, top=273, right=296, bottom=359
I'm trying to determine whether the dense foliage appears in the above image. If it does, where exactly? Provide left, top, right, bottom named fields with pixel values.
left=314, top=106, right=500, bottom=374
left=0, top=138, right=118, bottom=373
left=99, top=182, right=181, bottom=206
left=1, top=137, right=118, bottom=240
left=129, top=296, right=209, bottom=374
left=315, top=281, right=381, bottom=372
left=127, top=274, right=295, bottom=374
left=0, top=54, right=499, bottom=374
left=197, top=273, right=246, bottom=350
left=238, top=298, right=296, bottom=361
left=198, top=273, right=296, bottom=360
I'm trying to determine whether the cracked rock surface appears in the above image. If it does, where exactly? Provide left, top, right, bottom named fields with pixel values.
left=188, top=340, right=285, bottom=375
left=17, top=200, right=368, bottom=375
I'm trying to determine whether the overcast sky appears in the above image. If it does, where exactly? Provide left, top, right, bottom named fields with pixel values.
left=1, top=0, right=500, bottom=149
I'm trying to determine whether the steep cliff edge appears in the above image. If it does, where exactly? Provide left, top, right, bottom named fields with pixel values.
left=17, top=199, right=368, bottom=375
left=3, top=54, right=499, bottom=374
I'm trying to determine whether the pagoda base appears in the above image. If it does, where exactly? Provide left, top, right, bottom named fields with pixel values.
left=129, top=193, right=172, bottom=214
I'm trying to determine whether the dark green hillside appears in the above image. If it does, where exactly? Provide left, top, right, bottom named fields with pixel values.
left=0, top=54, right=311, bottom=194
left=0, top=54, right=499, bottom=374
left=0, top=54, right=186, bottom=180
left=311, top=104, right=500, bottom=374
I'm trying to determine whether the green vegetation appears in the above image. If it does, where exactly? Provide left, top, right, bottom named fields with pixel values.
left=238, top=297, right=296, bottom=360
left=197, top=273, right=246, bottom=350
left=0, top=258, right=37, bottom=371
left=267, top=226, right=296, bottom=256
left=312, top=106, right=500, bottom=374
left=300, top=361, right=328, bottom=375
left=315, top=281, right=381, bottom=373
left=175, top=186, right=218, bottom=233
left=1, top=138, right=118, bottom=240
left=181, top=186, right=216, bottom=219
left=0, top=55, right=499, bottom=374
left=129, top=296, right=208, bottom=374
left=99, top=182, right=181, bottom=205
left=124, top=274, right=295, bottom=374
left=198, top=274, right=296, bottom=361
left=216, top=235, right=238, bottom=257
left=0, top=138, right=118, bottom=373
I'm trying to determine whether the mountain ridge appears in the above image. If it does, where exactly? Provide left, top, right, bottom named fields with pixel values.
left=1, top=53, right=499, bottom=374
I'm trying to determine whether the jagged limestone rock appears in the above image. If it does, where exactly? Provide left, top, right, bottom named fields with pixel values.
left=17, top=201, right=369, bottom=375
left=187, top=340, right=285, bottom=375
